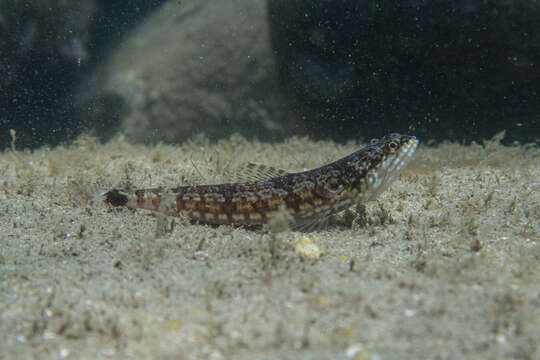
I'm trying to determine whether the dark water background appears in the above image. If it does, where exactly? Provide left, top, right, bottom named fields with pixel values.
left=1, top=0, right=538, bottom=149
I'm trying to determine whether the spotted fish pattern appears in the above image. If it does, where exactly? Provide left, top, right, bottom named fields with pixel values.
left=105, top=133, right=418, bottom=228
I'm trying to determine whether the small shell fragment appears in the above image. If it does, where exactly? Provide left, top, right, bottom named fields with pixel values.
left=294, top=236, right=321, bottom=259
left=345, top=343, right=368, bottom=360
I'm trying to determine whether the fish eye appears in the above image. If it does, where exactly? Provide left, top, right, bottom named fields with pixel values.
left=387, top=141, right=398, bottom=152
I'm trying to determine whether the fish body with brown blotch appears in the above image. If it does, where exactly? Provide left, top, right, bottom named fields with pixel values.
left=105, top=133, right=418, bottom=229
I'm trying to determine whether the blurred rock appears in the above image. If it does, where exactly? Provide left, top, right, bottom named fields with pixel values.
left=89, top=0, right=292, bottom=144
left=0, top=0, right=166, bottom=150
left=268, top=0, right=540, bottom=144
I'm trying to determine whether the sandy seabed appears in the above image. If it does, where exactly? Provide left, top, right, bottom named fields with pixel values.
left=1, top=133, right=538, bottom=359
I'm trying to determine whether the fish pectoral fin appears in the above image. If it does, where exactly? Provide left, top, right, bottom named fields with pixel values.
left=292, top=215, right=330, bottom=232
left=315, top=182, right=344, bottom=199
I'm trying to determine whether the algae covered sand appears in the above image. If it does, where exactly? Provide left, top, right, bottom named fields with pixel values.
left=1, top=134, right=538, bottom=359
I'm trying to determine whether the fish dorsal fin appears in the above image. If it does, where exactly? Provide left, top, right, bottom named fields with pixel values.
left=225, top=162, right=290, bottom=183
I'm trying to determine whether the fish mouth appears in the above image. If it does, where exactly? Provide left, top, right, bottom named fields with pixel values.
left=366, top=136, right=418, bottom=201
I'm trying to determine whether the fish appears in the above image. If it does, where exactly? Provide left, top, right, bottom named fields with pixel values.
left=104, top=133, right=418, bottom=229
